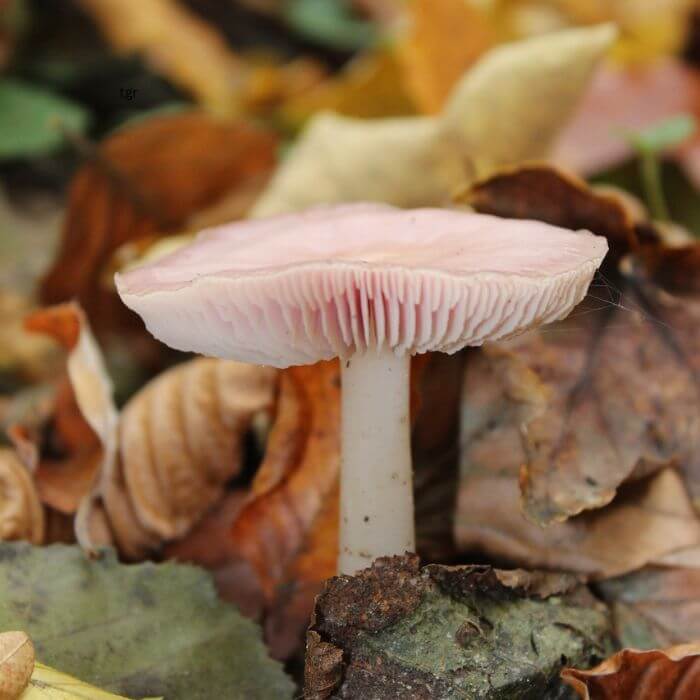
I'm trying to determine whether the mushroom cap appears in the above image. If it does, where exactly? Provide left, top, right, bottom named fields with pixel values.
left=116, top=204, right=607, bottom=367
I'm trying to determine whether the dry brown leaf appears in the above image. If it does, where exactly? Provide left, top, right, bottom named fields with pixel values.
left=562, top=644, right=700, bottom=699
left=457, top=427, right=700, bottom=578
left=461, top=164, right=700, bottom=525
left=230, top=361, right=341, bottom=601
left=77, top=0, right=243, bottom=115
left=553, top=59, right=700, bottom=187
left=397, top=0, right=494, bottom=113
left=40, top=113, right=277, bottom=344
left=597, top=567, right=700, bottom=649
left=119, top=357, right=277, bottom=540
left=24, top=303, right=278, bottom=558
left=0, top=449, right=44, bottom=545
left=0, top=631, right=35, bottom=700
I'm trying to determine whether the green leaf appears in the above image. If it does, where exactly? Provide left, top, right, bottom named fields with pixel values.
left=624, top=113, right=697, bottom=154
left=284, top=0, right=376, bottom=52
left=0, top=79, right=89, bottom=159
left=0, top=543, right=294, bottom=700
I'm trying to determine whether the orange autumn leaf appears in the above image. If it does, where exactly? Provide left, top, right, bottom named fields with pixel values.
left=398, top=0, right=494, bottom=113
left=24, top=303, right=278, bottom=559
left=40, top=113, right=277, bottom=340
left=562, top=644, right=700, bottom=699
left=230, top=361, right=341, bottom=601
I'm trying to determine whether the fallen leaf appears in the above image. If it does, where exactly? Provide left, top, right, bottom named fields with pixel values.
left=251, top=24, right=614, bottom=216
left=24, top=662, right=144, bottom=699
left=596, top=567, right=700, bottom=649
left=230, top=360, right=340, bottom=607
left=0, top=78, right=89, bottom=159
left=397, top=0, right=494, bottom=113
left=0, top=631, right=34, bottom=700
left=457, top=426, right=700, bottom=578
left=0, top=449, right=44, bottom=545
left=460, top=164, right=700, bottom=526
left=562, top=644, right=700, bottom=700
left=280, top=50, right=415, bottom=128
left=553, top=59, right=700, bottom=188
left=306, top=554, right=612, bottom=699
left=25, top=303, right=278, bottom=558
left=0, top=542, right=294, bottom=699
left=462, top=163, right=642, bottom=260
left=40, top=113, right=277, bottom=341
left=76, top=0, right=243, bottom=115
left=119, top=357, right=277, bottom=540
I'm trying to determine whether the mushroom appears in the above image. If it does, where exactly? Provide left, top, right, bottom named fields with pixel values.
left=115, top=203, right=607, bottom=574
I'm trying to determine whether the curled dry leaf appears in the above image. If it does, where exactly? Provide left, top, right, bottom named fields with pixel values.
left=460, top=164, right=700, bottom=527
left=25, top=303, right=277, bottom=558
left=251, top=24, right=614, bottom=217
left=0, top=631, right=34, bottom=700
left=40, top=113, right=277, bottom=343
left=562, top=644, right=700, bottom=700
left=77, top=0, right=242, bottom=115
left=119, top=357, right=277, bottom=541
left=229, top=361, right=340, bottom=653
left=0, top=449, right=44, bottom=545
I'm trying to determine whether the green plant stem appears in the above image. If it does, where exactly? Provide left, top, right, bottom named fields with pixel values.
left=639, top=150, right=670, bottom=221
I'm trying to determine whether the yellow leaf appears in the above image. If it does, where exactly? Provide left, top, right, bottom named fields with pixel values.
left=397, top=0, right=495, bottom=113
left=251, top=24, right=616, bottom=217
left=280, top=50, right=416, bottom=128
left=21, top=662, right=162, bottom=700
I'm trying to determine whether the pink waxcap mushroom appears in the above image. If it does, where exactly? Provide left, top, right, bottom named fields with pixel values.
left=117, top=202, right=607, bottom=575
left=116, top=203, right=607, bottom=368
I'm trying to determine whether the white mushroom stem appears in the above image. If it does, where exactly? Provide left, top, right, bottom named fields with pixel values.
left=339, top=348, right=415, bottom=574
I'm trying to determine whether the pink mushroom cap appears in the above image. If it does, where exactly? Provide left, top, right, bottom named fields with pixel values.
left=116, top=203, right=607, bottom=367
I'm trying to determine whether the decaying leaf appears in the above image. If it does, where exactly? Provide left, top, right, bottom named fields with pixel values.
left=119, top=357, right=277, bottom=540
left=457, top=424, right=700, bottom=578
left=227, top=361, right=340, bottom=657
left=397, top=0, right=494, bottom=113
left=230, top=362, right=339, bottom=598
left=76, top=0, right=243, bottom=115
left=562, top=644, right=700, bottom=700
left=0, top=631, right=34, bottom=700
left=25, top=303, right=277, bottom=558
left=596, top=567, right=700, bottom=649
left=0, top=449, right=44, bottom=545
left=306, top=554, right=612, bottom=699
left=251, top=24, right=614, bottom=217
left=458, top=164, right=700, bottom=528
left=40, top=113, right=277, bottom=340
left=0, top=542, right=294, bottom=699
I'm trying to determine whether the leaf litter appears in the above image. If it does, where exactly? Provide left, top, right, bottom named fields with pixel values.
left=3, top=7, right=700, bottom=698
